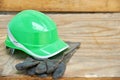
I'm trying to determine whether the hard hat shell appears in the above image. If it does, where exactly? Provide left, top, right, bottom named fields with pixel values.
left=5, top=10, right=69, bottom=59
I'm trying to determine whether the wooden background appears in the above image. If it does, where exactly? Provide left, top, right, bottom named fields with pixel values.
left=0, top=0, right=120, bottom=80
left=0, top=0, right=120, bottom=12
left=0, top=13, right=120, bottom=80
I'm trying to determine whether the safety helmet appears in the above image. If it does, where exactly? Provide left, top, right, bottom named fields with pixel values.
left=5, top=10, right=69, bottom=59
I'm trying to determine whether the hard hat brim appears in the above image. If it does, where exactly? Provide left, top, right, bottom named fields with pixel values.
left=29, top=39, right=69, bottom=59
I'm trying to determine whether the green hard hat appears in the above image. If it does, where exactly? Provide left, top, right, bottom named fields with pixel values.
left=5, top=10, right=69, bottom=59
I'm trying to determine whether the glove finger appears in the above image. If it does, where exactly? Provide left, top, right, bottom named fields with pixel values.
left=62, top=42, right=80, bottom=64
left=35, top=61, right=47, bottom=74
left=15, top=61, right=39, bottom=70
left=52, top=62, right=66, bottom=79
left=46, top=59, right=59, bottom=73
left=9, top=48, right=15, bottom=55
left=26, top=67, right=36, bottom=76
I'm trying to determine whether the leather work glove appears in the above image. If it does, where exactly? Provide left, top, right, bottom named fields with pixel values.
left=15, top=41, right=80, bottom=79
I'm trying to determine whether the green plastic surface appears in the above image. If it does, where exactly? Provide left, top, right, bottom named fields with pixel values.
left=5, top=10, right=68, bottom=59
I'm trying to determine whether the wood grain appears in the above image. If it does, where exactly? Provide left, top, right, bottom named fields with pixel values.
left=0, top=0, right=120, bottom=12
left=0, top=13, right=120, bottom=78
left=0, top=76, right=120, bottom=80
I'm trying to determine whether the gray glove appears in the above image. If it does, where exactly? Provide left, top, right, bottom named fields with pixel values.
left=15, top=41, right=80, bottom=79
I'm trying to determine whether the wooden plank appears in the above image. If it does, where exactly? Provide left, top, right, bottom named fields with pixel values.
left=0, top=76, right=120, bottom=80
left=0, top=13, right=120, bottom=78
left=0, top=0, right=120, bottom=12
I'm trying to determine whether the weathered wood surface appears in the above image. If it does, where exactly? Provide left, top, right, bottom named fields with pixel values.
left=0, top=76, right=120, bottom=80
left=0, top=13, right=120, bottom=78
left=0, top=0, right=120, bottom=12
